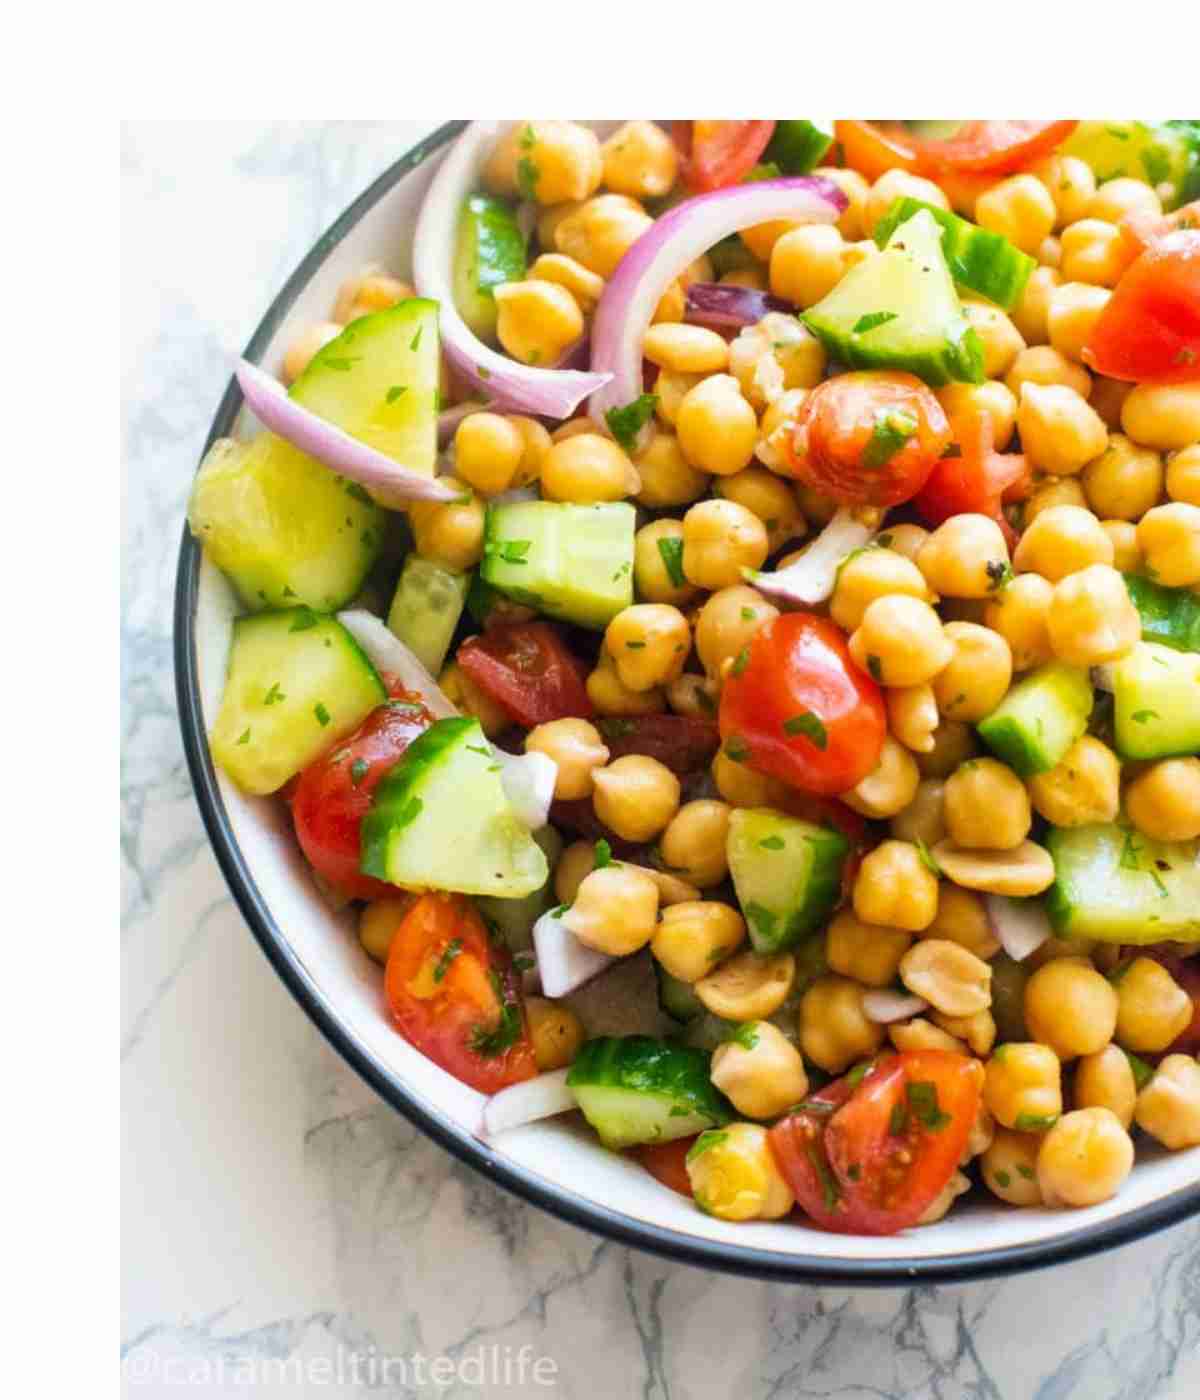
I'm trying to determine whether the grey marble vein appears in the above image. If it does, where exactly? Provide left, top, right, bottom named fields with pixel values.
left=121, top=121, right=1200, bottom=1400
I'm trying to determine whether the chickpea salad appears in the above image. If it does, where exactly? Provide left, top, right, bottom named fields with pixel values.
left=191, top=119, right=1200, bottom=1236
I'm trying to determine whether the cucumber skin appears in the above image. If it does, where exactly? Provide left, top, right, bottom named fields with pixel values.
left=764, top=120, right=833, bottom=175
left=976, top=663, right=1093, bottom=777
left=1124, top=573, right=1200, bottom=653
left=655, top=964, right=704, bottom=1023
left=454, top=194, right=527, bottom=341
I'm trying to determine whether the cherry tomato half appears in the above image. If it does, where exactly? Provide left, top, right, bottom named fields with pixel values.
left=834, top=121, right=921, bottom=182
left=384, top=893, right=536, bottom=1095
left=768, top=1051, right=982, bottom=1235
left=912, top=120, right=1077, bottom=175
left=672, top=121, right=776, bottom=192
left=914, top=409, right=1030, bottom=548
left=456, top=622, right=592, bottom=728
left=291, top=691, right=433, bottom=900
left=784, top=371, right=951, bottom=508
left=634, top=1136, right=696, bottom=1197
left=719, top=613, right=886, bottom=796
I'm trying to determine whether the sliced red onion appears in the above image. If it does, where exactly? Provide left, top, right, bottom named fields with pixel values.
left=236, top=359, right=459, bottom=506
left=490, top=749, right=556, bottom=830
left=337, top=610, right=458, bottom=716
left=533, top=907, right=615, bottom=998
left=684, top=281, right=790, bottom=329
left=412, top=121, right=611, bottom=417
left=1091, top=663, right=1116, bottom=694
left=862, top=989, right=930, bottom=1024
left=986, top=895, right=1052, bottom=962
left=482, top=1068, right=575, bottom=1138
left=746, top=509, right=875, bottom=607
left=590, top=175, right=846, bottom=429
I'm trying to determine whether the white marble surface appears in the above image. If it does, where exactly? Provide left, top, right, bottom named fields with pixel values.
left=121, top=121, right=1200, bottom=1399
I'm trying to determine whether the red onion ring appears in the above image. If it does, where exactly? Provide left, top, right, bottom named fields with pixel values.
left=684, top=281, right=791, bottom=329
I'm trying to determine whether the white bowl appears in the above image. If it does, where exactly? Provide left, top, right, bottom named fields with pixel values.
left=174, top=120, right=1199, bottom=1282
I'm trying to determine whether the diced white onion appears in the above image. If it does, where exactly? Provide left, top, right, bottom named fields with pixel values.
left=482, top=1068, right=575, bottom=1137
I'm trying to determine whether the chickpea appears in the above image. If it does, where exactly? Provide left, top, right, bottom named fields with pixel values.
left=891, top=777, right=947, bottom=848
left=651, top=900, right=746, bottom=984
left=982, top=1128, right=1044, bottom=1205
left=973, top=174, right=1056, bottom=254
left=1013, top=504, right=1113, bottom=581
left=1081, top=435, right=1163, bottom=521
left=493, top=279, right=583, bottom=367
left=853, top=839, right=939, bottom=932
left=439, top=661, right=508, bottom=737
left=1166, top=444, right=1200, bottom=505
left=1122, top=381, right=1200, bottom=452
left=887, top=684, right=939, bottom=755
left=600, top=120, right=678, bottom=199
left=676, top=375, right=758, bottom=477
left=841, top=736, right=920, bottom=819
left=826, top=908, right=911, bottom=988
left=1030, top=154, right=1097, bottom=230
left=1114, top=957, right=1194, bottom=1054
left=756, top=392, right=811, bottom=473
left=1137, top=502, right=1200, bottom=587
left=525, top=718, right=610, bottom=802
left=1101, top=519, right=1141, bottom=573
left=721, top=265, right=768, bottom=291
left=1061, top=218, right=1138, bottom=288
left=695, top=948, right=795, bottom=1021
left=1090, top=376, right=1133, bottom=431
left=591, top=754, right=679, bottom=843
left=453, top=412, right=526, bottom=496
left=932, top=623, right=1013, bottom=724
left=528, top=254, right=606, bottom=318
left=1074, top=1044, right=1137, bottom=1129
left=682, top=498, right=769, bottom=591
left=507, top=412, right=554, bottom=483
left=605, top=604, right=691, bottom=692
left=686, top=1121, right=795, bottom=1222
left=890, top=1017, right=968, bottom=1054
left=711, top=748, right=788, bottom=809
left=409, top=479, right=484, bottom=571
left=632, top=519, right=696, bottom=607
left=1088, top=177, right=1162, bottom=226
left=936, top=381, right=1018, bottom=451
left=551, top=418, right=596, bottom=444
left=830, top=548, right=933, bottom=632
left=524, top=997, right=586, bottom=1072
left=715, top=467, right=804, bottom=554
left=941, top=757, right=1030, bottom=852
left=963, top=301, right=1026, bottom=379
left=1046, top=564, right=1140, bottom=666
left=984, top=1042, right=1062, bottom=1131
left=332, top=267, right=413, bottom=325
left=812, top=165, right=871, bottom=240
left=282, top=320, right=341, bottom=383
left=554, top=840, right=598, bottom=905
left=1135, top=1055, right=1200, bottom=1150
left=870, top=524, right=926, bottom=567
left=863, top=168, right=950, bottom=239
left=667, top=671, right=721, bottom=720
left=931, top=840, right=1056, bottom=898
left=585, top=651, right=665, bottom=717
left=1011, top=266, right=1062, bottom=346
left=848, top=595, right=952, bottom=688
left=1006, top=345, right=1092, bottom=401
left=769, top=223, right=846, bottom=308
left=653, top=370, right=702, bottom=427
left=563, top=863, right=660, bottom=956
left=541, top=432, right=638, bottom=503
left=983, top=573, right=1054, bottom=671
left=660, top=800, right=731, bottom=889
left=917, top=1170, right=972, bottom=1226
left=710, top=1022, right=809, bottom=1120
left=1022, top=957, right=1117, bottom=1061
left=1125, top=758, right=1200, bottom=843
left=914, top=514, right=1008, bottom=601
left=643, top=323, right=730, bottom=375
left=934, top=1007, right=997, bottom=1057
left=798, top=975, right=886, bottom=1073
left=357, top=895, right=416, bottom=964
left=900, top=938, right=991, bottom=1017
left=918, top=884, right=1000, bottom=960
left=1018, top=384, right=1108, bottom=477
left=555, top=193, right=653, bottom=277
left=1026, top=735, right=1120, bottom=829
left=1047, top=283, right=1111, bottom=368
left=632, top=429, right=709, bottom=509
left=484, top=121, right=601, bottom=204
left=1024, top=476, right=1089, bottom=525
left=915, top=719, right=978, bottom=780
left=1037, top=1107, right=1133, bottom=1207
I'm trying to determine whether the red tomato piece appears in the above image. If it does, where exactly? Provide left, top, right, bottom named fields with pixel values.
left=769, top=1051, right=982, bottom=1236
left=456, top=623, right=592, bottom=728
left=1118, top=200, right=1200, bottom=260
left=911, top=120, right=1077, bottom=175
left=671, top=121, right=776, bottom=192
left=384, top=894, right=536, bottom=1094
left=1083, top=230, right=1200, bottom=384
left=291, top=691, right=433, bottom=900
left=595, top=713, right=720, bottom=775
left=719, top=613, right=886, bottom=796
left=914, top=410, right=1030, bottom=548
left=834, top=121, right=921, bottom=182
left=634, top=1137, right=696, bottom=1197
left=784, top=372, right=951, bottom=508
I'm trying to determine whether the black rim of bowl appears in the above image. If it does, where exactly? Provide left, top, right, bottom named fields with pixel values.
left=173, top=119, right=1199, bottom=1286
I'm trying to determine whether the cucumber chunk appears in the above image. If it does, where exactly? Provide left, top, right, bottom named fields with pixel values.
left=188, top=434, right=385, bottom=612
left=655, top=964, right=705, bottom=1024
left=726, top=809, right=849, bottom=953
left=976, top=662, right=1093, bottom=776
left=453, top=194, right=527, bottom=342
left=763, top=120, right=833, bottom=175
left=1112, top=641, right=1200, bottom=759
left=482, top=500, right=636, bottom=629
left=290, top=299, right=439, bottom=480
left=566, top=1036, right=732, bottom=1149
left=801, top=209, right=984, bottom=387
left=871, top=197, right=1035, bottom=310
left=360, top=716, right=547, bottom=898
left=1123, top=573, right=1200, bottom=654
left=210, top=608, right=385, bottom=795
left=1046, top=823, right=1200, bottom=943
left=386, top=555, right=470, bottom=677
left=476, top=827, right=563, bottom=955
left=1061, top=122, right=1193, bottom=209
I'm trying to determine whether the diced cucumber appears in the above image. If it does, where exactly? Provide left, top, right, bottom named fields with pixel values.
left=726, top=809, right=849, bottom=953
left=871, top=197, right=1035, bottom=310
left=801, top=209, right=983, bottom=387
left=386, top=556, right=470, bottom=677
left=477, top=826, right=563, bottom=954
left=976, top=662, right=1093, bottom=776
left=1112, top=641, right=1200, bottom=759
left=453, top=193, right=527, bottom=341
left=1061, top=122, right=1193, bottom=209
left=188, top=434, right=385, bottom=612
left=290, top=299, right=439, bottom=480
left=482, top=500, right=636, bottom=629
left=763, top=120, right=833, bottom=175
left=566, top=1036, right=732, bottom=1149
left=210, top=608, right=385, bottom=795
left=1046, top=823, right=1200, bottom=943
left=360, top=716, right=547, bottom=898
left=1123, top=573, right=1200, bottom=654
left=655, top=964, right=705, bottom=1024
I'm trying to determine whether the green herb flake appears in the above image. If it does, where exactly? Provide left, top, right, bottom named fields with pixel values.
left=687, top=1130, right=729, bottom=1162
left=321, top=356, right=359, bottom=372
left=852, top=311, right=898, bottom=335
left=433, top=938, right=463, bottom=983
left=907, top=1080, right=951, bottom=1132
left=783, top=710, right=828, bottom=748
left=807, top=1141, right=842, bottom=1211
left=1014, top=1112, right=1058, bottom=1132
left=344, top=482, right=372, bottom=505
left=846, top=1060, right=873, bottom=1090
left=1124, top=1049, right=1154, bottom=1091
left=288, top=606, right=319, bottom=633
left=314, top=702, right=331, bottom=727
left=740, top=606, right=756, bottom=621
left=723, top=734, right=751, bottom=763
left=915, top=838, right=943, bottom=877
left=1016, top=1164, right=1035, bottom=1180
left=409, top=325, right=423, bottom=352
left=744, top=901, right=777, bottom=943
left=236, top=728, right=251, bottom=745
left=593, top=839, right=613, bottom=870
left=386, top=385, right=408, bottom=404
left=263, top=681, right=286, bottom=706
left=349, top=758, right=369, bottom=787
left=512, top=953, right=534, bottom=973
left=889, top=1102, right=910, bottom=1136
left=470, top=970, right=523, bottom=1058
left=846, top=1163, right=862, bottom=1181
left=605, top=393, right=659, bottom=451
left=491, top=538, right=531, bottom=565
left=986, top=559, right=1014, bottom=591
left=625, top=639, right=646, bottom=649
left=759, top=834, right=785, bottom=851
left=730, top=646, right=751, bottom=678
left=1131, top=709, right=1158, bottom=724
left=993, top=1169, right=1012, bottom=1188
left=727, top=1022, right=760, bottom=1050
left=862, top=408, right=918, bottom=472
left=656, top=535, right=686, bottom=588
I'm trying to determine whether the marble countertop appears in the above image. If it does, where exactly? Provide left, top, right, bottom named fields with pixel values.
left=121, top=121, right=1199, bottom=1399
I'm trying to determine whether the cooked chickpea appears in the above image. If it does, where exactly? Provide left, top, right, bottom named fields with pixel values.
left=973, top=174, right=1055, bottom=254
left=984, top=1042, right=1062, bottom=1131
left=563, top=861, right=661, bottom=956
left=915, top=719, right=978, bottom=779
left=686, top=1121, right=794, bottom=1222
left=848, top=595, right=952, bottom=688
left=524, top=997, right=586, bottom=1072
left=840, top=736, right=920, bottom=819
left=1037, top=1107, right=1133, bottom=1207
left=769, top=223, right=846, bottom=308
left=1074, top=1044, right=1137, bottom=1129
left=1137, top=502, right=1200, bottom=586
left=942, top=757, right=1029, bottom=852
left=439, top=661, right=509, bottom=737
left=803, top=166, right=868, bottom=240
left=633, top=519, right=697, bottom=607
left=1045, top=279, right=1110, bottom=368
left=591, top=754, right=680, bottom=843
left=936, top=380, right=1018, bottom=451
left=332, top=267, right=413, bottom=324
left=555, top=193, right=653, bottom=277
left=600, top=120, right=678, bottom=199
left=1023, top=957, right=1117, bottom=1061
left=506, top=412, right=553, bottom=484
left=643, top=323, right=730, bottom=375
left=863, top=168, right=950, bottom=239
left=900, top=938, right=991, bottom=1017
left=1122, top=381, right=1200, bottom=453
left=930, top=840, right=1056, bottom=898
left=1061, top=218, right=1137, bottom=288
left=963, top=301, right=1026, bottom=379
left=826, top=908, right=911, bottom=988
left=541, top=432, right=638, bottom=503
left=585, top=652, right=665, bottom=717
left=676, top=375, right=758, bottom=477
left=1135, top=1055, right=1200, bottom=1150
left=651, top=900, right=746, bottom=984
left=1031, top=154, right=1097, bottom=230
left=918, top=884, right=999, bottom=959
left=932, top=623, right=1013, bottom=724
left=1011, top=266, right=1062, bottom=346
left=667, top=671, right=721, bottom=720
left=711, top=747, right=787, bottom=809
left=453, top=412, right=526, bottom=495
left=891, top=777, right=947, bottom=848
left=1005, top=344, right=1091, bottom=400
left=889, top=1017, right=967, bottom=1055
left=1126, top=758, right=1200, bottom=843
left=525, top=718, right=610, bottom=801
left=653, top=370, right=702, bottom=427
left=1018, top=384, right=1108, bottom=476
left=721, top=265, right=769, bottom=290
left=1101, top=519, right=1141, bottom=572
left=983, top=573, right=1054, bottom=671
left=916, top=1170, right=972, bottom=1226
left=493, top=279, right=583, bottom=367
left=1114, top=957, right=1194, bottom=1054
left=887, top=684, right=939, bottom=755
left=695, top=948, right=795, bottom=1021
left=1024, top=476, right=1089, bottom=525
left=798, top=975, right=886, bottom=1073
left=1081, top=434, right=1163, bottom=521
left=660, top=800, right=731, bottom=889
left=484, top=121, right=602, bottom=204
left=872, top=523, right=927, bottom=566
left=830, top=548, right=933, bottom=633
left=554, top=840, right=598, bottom=905
left=1027, top=735, right=1120, bottom=829
left=1166, top=444, right=1200, bottom=505
left=409, top=479, right=485, bottom=571
left=358, top=895, right=415, bottom=964
left=853, top=839, right=939, bottom=932
left=1088, top=176, right=1162, bottom=225
left=915, top=515, right=1009, bottom=600
left=710, top=1022, right=809, bottom=1120
left=1013, top=503, right=1113, bottom=581
left=282, top=320, right=341, bottom=383
left=982, top=1128, right=1044, bottom=1205
left=528, top=252, right=605, bottom=315
left=732, top=316, right=827, bottom=416
left=682, top=498, right=769, bottom=590
left=1046, top=563, right=1140, bottom=666
left=633, top=429, right=709, bottom=508
left=934, top=1007, right=997, bottom=1057
left=605, top=604, right=691, bottom=692
left=710, top=473, right=800, bottom=559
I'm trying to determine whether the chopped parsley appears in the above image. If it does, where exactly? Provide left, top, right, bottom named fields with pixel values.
left=321, top=356, right=359, bottom=372
left=723, top=734, right=751, bottom=763
left=288, top=606, right=319, bottom=632
left=605, top=393, right=659, bottom=451
left=593, top=839, right=613, bottom=870
left=432, top=938, right=463, bottom=983
left=986, top=559, right=1014, bottom=590
left=807, top=1141, right=841, bottom=1211
left=730, top=646, right=751, bottom=678
left=236, top=728, right=251, bottom=745
left=852, top=311, right=898, bottom=335
left=915, top=838, right=943, bottom=877
left=1131, top=709, right=1158, bottom=724
left=993, top=1169, right=1012, bottom=1188
left=740, top=606, right=756, bottom=621
left=350, top=758, right=369, bottom=787
left=490, top=538, right=531, bottom=565
left=686, top=1130, right=729, bottom=1162
left=862, top=408, right=918, bottom=472
left=656, top=535, right=686, bottom=588
left=386, top=385, right=408, bottom=404
left=888, top=1102, right=910, bottom=1136
left=845, top=1060, right=873, bottom=1090
left=866, top=654, right=883, bottom=682
left=469, top=970, right=523, bottom=1058
left=516, top=124, right=540, bottom=199
left=783, top=710, right=827, bottom=748
left=726, top=1023, right=760, bottom=1050
left=314, top=702, right=331, bottom=727
left=263, top=681, right=286, bottom=706
left=907, top=1081, right=951, bottom=1132
left=758, top=834, right=785, bottom=851
left=1124, top=1049, right=1154, bottom=1091
left=409, top=325, right=423, bottom=352
left=1014, top=1112, right=1059, bottom=1132
left=344, top=482, right=373, bottom=505
left=1016, top=1164, right=1035, bottom=1180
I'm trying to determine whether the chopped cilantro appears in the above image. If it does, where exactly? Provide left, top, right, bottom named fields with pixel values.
left=852, top=311, right=898, bottom=335
left=907, top=1081, right=951, bottom=1132
left=686, top=1130, right=729, bottom=1162
left=888, top=1102, right=910, bottom=1136
left=605, top=393, right=659, bottom=451
left=866, top=654, right=883, bottom=682
left=1014, top=1112, right=1058, bottom=1132
left=783, top=710, right=827, bottom=748
left=491, top=538, right=531, bottom=565
left=433, top=938, right=463, bottom=983
left=845, top=1060, right=873, bottom=1090
left=993, top=1169, right=1012, bottom=1188
left=740, top=606, right=756, bottom=621
left=1016, top=1164, right=1035, bottom=1180
left=321, top=356, right=358, bottom=372
left=344, top=482, right=373, bottom=505
left=386, top=385, right=408, bottom=404
left=915, top=838, right=943, bottom=877
left=726, top=1023, right=760, bottom=1050
left=862, top=408, right=918, bottom=472
left=986, top=559, right=1014, bottom=590
left=656, top=535, right=686, bottom=588
left=236, top=728, right=251, bottom=745
left=314, top=702, right=331, bottom=727
left=597, top=717, right=636, bottom=739
left=730, top=646, right=751, bottom=678
left=469, top=970, right=523, bottom=1057
left=409, top=325, right=423, bottom=352
left=263, top=681, right=286, bottom=706
left=1131, top=709, right=1158, bottom=724
left=350, top=758, right=369, bottom=787
left=593, top=839, right=613, bottom=870
left=1124, top=1049, right=1154, bottom=1091
left=759, top=834, right=785, bottom=851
